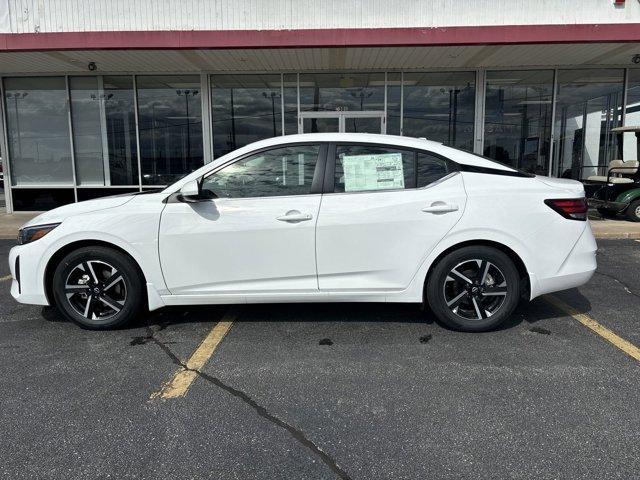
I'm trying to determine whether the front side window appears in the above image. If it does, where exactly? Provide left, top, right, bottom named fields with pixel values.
left=202, top=144, right=320, bottom=198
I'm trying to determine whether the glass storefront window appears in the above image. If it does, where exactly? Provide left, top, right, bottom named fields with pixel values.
left=69, top=76, right=139, bottom=186
left=137, top=75, right=203, bottom=185
left=299, top=73, right=385, bottom=113
left=484, top=70, right=553, bottom=175
left=211, top=74, right=283, bottom=159
left=553, top=69, right=624, bottom=179
left=401, top=72, right=475, bottom=151
left=3, top=77, right=73, bottom=186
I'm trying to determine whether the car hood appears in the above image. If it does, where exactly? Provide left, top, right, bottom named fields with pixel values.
left=535, top=176, right=585, bottom=195
left=21, top=194, right=136, bottom=229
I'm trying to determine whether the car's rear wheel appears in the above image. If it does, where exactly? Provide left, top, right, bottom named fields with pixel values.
left=426, top=246, right=520, bottom=332
left=52, top=246, right=144, bottom=330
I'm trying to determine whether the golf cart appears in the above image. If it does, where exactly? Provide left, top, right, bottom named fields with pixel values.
left=585, top=126, right=640, bottom=222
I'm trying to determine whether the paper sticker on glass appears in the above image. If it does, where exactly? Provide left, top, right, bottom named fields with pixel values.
left=342, top=153, right=405, bottom=192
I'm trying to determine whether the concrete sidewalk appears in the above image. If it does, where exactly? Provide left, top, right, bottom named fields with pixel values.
left=1, top=211, right=640, bottom=240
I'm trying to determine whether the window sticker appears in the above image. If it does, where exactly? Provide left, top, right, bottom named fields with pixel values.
left=342, top=153, right=405, bottom=192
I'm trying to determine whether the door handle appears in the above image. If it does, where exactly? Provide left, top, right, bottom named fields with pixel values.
left=276, top=211, right=313, bottom=222
left=422, top=202, right=459, bottom=213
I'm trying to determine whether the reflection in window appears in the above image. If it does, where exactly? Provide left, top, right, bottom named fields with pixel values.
left=402, top=72, right=475, bottom=151
left=553, top=69, right=624, bottom=180
left=3, top=77, right=73, bottom=186
left=484, top=70, right=553, bottom=175
left=137, top=75, right=203, bottom=185
left=299, top=73, right=385, bottom=113
left=211, top=75, right=284, bottom=159
left=202, top=145, right=319, bottom=198
left=70, top=76, right=139, bottom=186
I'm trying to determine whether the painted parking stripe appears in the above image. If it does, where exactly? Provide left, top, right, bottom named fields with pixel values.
left=0, top=275, right=12, bottom=282
left=545, top=294, right=640, bottom=362
left=152, top=309, right=237, bottom=400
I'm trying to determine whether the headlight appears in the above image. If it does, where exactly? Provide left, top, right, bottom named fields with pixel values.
left=17, top=223, right=61, bottom=245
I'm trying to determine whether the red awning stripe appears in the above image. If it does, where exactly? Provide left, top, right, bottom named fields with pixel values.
left=1, top=24, right=640, bottom=52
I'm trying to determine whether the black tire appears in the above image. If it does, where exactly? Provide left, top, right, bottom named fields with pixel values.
left=52, top=246, right=144, bottom=330
left=625, top=199, right=640, bottom=222
left=426, top=246, right=520, bottom=332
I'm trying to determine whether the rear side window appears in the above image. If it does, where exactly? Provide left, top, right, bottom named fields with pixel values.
left=333, top=145, right=455, bottom=193
left=334, top=145, right=416, bottom=193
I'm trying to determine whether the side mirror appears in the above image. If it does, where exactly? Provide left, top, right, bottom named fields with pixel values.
left=177, top=179, right=217, bottom=203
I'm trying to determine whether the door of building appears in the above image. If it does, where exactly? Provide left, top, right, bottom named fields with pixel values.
left=299, top=111, right=386, bottom=134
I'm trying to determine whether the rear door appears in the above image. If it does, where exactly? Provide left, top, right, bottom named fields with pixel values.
left=316, top=143, right=466, bottom=291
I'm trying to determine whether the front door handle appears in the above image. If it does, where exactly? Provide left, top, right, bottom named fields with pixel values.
left=276, top=211, right=313, bottom=222
left=422, top=202, right=459, bottom=213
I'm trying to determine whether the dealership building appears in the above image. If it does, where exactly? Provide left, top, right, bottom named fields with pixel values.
left=1, top=0, right=640, bottom=211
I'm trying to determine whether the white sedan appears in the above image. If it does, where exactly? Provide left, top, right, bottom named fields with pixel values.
left=8, top=133, right=596, bottom=332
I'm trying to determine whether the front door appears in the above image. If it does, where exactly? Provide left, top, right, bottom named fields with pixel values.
left=159, top=144, right=325, bottom=296
left=316, top=143, right=466, bottom=291
left=299, top=111, right=385, bottom=134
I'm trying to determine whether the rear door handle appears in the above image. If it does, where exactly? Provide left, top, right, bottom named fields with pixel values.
left=422, top=202, right=459, bottom=213
left=276, top=211, right=313, bottom=222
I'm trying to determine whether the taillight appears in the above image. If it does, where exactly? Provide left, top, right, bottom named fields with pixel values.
left=544, top=198, right=588, bottom=221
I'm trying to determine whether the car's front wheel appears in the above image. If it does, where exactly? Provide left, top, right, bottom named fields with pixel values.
left=52, top=246, right=144, bottom=329
left=426, top=246, right=521, bottom=332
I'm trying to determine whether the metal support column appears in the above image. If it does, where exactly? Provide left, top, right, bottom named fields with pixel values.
left=0, top=77, right=14, bottom=213
left=473, top=69, right=486, bottom=155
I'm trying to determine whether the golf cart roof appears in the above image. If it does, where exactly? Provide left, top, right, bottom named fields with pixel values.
left=611, top=126, right=640, bottom=133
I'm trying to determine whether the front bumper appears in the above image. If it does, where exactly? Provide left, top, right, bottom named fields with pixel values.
left=9, top=243, right=50, bottom=306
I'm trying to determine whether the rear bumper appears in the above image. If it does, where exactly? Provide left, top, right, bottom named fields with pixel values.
left=530, top=222, right=597, bottom=299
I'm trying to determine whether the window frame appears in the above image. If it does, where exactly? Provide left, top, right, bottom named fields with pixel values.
left=199, top=142, right=329, bottom=200
left=323, top=142, right=460, bottom=195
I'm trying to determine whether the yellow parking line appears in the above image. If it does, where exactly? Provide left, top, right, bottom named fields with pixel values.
left=152, top=309, right=237, bottom=400
left=545, top=294, right=640, bottom=362
left=0, top=275, right=12, bottom=282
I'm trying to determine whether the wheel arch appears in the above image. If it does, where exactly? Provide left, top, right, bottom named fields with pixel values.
left=423, top=239, right=530, bottom=301
left=44, top=239, right=148, bottom=306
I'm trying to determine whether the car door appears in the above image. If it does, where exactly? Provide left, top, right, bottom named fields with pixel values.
left=159, top=143, right=326, bottom=296
left=316, top=144, right=466, bottom=291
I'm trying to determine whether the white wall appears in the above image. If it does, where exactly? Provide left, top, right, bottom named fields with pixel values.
left=1, top=0, right=639, bottom=34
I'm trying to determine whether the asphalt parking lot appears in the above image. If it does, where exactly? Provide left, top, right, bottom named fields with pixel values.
left=0, top=238, right=639, bottom=480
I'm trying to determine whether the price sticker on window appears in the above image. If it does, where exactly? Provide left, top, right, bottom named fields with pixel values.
left=342, top=153, right=405, bottom=192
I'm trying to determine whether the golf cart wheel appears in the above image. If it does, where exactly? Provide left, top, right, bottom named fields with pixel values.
left=625, top=199, right=640, bottom=222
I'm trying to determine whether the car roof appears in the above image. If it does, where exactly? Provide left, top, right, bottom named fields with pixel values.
left=164, top=133, right=516, bottom=193
left=245, top=132, right=441, bottom=150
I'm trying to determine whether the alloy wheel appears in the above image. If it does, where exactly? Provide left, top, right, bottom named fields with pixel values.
left=64, top=260, right=127, bottom=321
left=443, top=259, right=508, bottom=320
